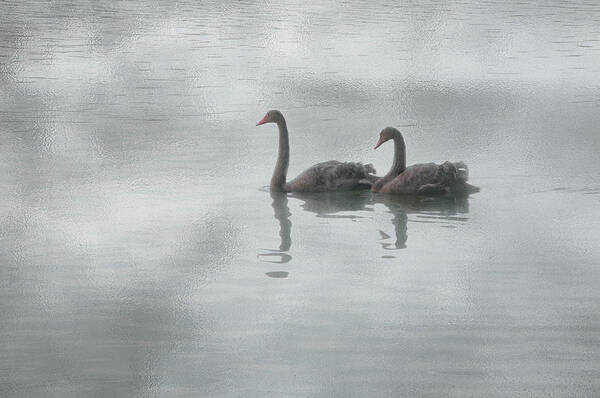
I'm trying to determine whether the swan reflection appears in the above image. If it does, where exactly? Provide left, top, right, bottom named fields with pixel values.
left=265, top=271, right=289, bottom=278
left=292, top=191, right=470, bottom=250
left=374, top=194, right=469, bottom=250
left=259, top=192, right=292, bottom=272
left=292, top=191, right=372, bottom=219
left=260, top=191, right=472, bottom=272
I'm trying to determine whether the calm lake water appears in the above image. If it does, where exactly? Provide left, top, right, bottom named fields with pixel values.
left=2, top=1, right=600, bottom=397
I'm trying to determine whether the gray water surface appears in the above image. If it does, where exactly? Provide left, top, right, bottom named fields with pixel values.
left=2, top=1, right=600, bottom=397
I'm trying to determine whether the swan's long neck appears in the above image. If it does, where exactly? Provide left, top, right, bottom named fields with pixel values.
left=389, top=131, right=406, bottom=177
left=270, top=119, right=290, bottom=191
left=373, top=131, right=406, bottom=191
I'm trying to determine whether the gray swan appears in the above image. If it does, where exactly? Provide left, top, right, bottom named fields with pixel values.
left=371, top=127, right=479, bottom=196
left=256, top=110, right=378, bottom=192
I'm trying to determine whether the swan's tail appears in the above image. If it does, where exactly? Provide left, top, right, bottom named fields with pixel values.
left=364, top=163, right=377, bottom=175
left=454, top=161, right=469, bottom=182
left=362, top=163, right=381, bottom=184
left=452, top=162, right=479, bottom=195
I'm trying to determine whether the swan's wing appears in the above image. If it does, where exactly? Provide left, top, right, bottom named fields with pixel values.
left=286, top=161, right=377, bottom=192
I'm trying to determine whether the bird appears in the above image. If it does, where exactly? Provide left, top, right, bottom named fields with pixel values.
left=256, top=110, right=378, bottom=192
left=371, top=127, right=479, bottom=196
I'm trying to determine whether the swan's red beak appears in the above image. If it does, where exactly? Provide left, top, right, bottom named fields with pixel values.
left=374, top=136, right=386, bottom=149
left=256, top=116, right=268, bottom=126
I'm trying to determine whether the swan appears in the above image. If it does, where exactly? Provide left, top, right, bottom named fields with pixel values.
left=256, top=110, right=378, bottom=192
left=371, top=127, right=479, bottom=196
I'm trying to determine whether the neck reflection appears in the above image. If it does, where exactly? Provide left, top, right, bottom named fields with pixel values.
left=259, top=191, right=292, bottom=264
left=377, top=203, right=408, bottom=250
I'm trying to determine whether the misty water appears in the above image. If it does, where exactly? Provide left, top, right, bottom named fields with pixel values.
left=2, top=1, right=600, bottom=397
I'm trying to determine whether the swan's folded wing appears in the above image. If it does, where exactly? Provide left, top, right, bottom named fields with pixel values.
left=329, top=161, right=378, bottom=190
left=382, top=163, right=444, bottom=194
left=383, top=161, right=479, bottom=195
left=286, top=161, right=377, bottom=192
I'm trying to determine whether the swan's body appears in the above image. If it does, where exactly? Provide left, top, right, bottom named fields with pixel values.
left=256, top=110, right=377, bottom=192
left=374, top=161, right=472, bottom=195
left=371, top=127, right=478, bottom=196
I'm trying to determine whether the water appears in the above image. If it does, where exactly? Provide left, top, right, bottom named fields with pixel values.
left=1, top=0, right=600, bottom=396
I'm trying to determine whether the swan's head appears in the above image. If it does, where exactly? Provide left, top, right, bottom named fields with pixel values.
left=256, top=110, right=284, bottom=126
left=374, top=127, right=400, bottom=149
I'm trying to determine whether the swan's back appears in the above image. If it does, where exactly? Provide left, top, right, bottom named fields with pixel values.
left=285, top=161, right=377, bottom=192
